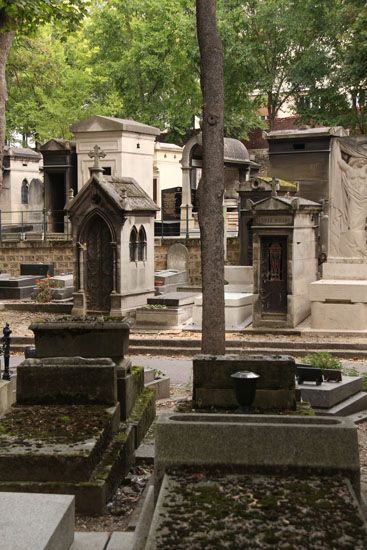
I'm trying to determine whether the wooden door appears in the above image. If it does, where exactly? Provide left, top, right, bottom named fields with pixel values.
left=260, top=236, right=288, bottom=314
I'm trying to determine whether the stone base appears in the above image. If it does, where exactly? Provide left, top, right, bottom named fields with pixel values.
left=310, top=279, right=367, bottom=330
left=298, top=375, right=363, bottom=409
left=193, top=354, right=296, bottom=411
left=0, top=377, right=16, bottom=416
left=193, top=292, right=253, bottom=329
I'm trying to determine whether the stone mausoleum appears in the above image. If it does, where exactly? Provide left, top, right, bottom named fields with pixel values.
left=67, top=145, right=158, bottom=316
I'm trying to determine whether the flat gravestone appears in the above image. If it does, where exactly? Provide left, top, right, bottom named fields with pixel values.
left=167, top=243, right=188, bottom=273
left=0, top=492, right=74, bottom=550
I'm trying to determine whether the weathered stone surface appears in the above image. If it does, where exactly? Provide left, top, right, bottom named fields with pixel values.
left=193, top=354, right=295, bottom=390
left=117, top=364, right=143, bottom=420
left=0, top=423, right=135, bottom=515
left=154, top=414, right=360, bottom=494
left=17, top=357, right=117, bottom=405
left=0, top=405, right=120, bottom=483
left=148, top=292, right=195, bottom=307
left=194, top=388, right=296, bottom=410
left=128, top=387, right=156, bottom=448
left=106, top=532, right=135, bottom=550
left=0, top=492, right=74, bottom=550
left=193, top=354, right=296, bottom=410
left=30, top=318, right=131, bottom=362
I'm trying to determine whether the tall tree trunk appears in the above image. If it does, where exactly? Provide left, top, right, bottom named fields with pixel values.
left=196, top=0, right=225, bottom=355
left=0, top=29, right=15, bottom=187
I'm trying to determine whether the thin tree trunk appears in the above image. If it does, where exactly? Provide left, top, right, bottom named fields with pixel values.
left=196, top=0, right=225, bottom=355
left=0, top=29, right=15, bottom=187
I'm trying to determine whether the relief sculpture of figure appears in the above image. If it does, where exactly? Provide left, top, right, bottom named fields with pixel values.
left=330, top=139, right=367, bottom=258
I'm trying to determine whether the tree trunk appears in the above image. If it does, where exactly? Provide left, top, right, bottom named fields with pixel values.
left=0, top=29, right=15, bottom=187
left=196, top=0, right=225, bottom=355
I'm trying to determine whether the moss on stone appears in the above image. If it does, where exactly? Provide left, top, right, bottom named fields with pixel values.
left=129, top=388, right=155, bottom=423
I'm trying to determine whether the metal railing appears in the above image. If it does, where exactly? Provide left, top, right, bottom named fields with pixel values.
left=154, top=203, right=241, bottom=239
left=0, top=209, right=71, bottom=241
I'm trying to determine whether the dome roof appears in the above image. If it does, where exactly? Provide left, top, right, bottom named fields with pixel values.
left=190, top=137, right=250, bottom=166
left=223, top=138, right=250, bottom=163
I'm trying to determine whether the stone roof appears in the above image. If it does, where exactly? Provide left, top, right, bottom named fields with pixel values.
left=66, top=174, right=159, bottom=213
left=4, top=146, right=41, bottom=159
left=266, top=126, right=349, bottom=140
left=70, top=115, right=161, bottom=136
left=224, top=138, right=250, bottom=163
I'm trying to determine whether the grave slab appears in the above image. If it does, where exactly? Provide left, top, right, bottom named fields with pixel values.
left=299, top=375, right=363, bottom=408
left=147, top=292, right=196, bottom=307
left=314, top=391, right=367, bottom=416
left=0, top=492, right=74, bottom=550
left=0, top=276, right=41, bottom=299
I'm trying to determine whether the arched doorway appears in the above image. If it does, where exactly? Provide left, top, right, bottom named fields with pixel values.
left=83, top=214, right=114, bottom=313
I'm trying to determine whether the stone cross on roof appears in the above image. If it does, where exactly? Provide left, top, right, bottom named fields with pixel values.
left=271, top=176, right=279, bottom=197
left=88, top=145, right=106, bottom=180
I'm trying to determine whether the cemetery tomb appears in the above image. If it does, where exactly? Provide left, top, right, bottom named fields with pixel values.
left=135, top=292, right=198, bottom=328
left=66, top=144, right=159, bottom=316
left=0, top=317, right=155, bottom=514
left=250, top=189, right=321, bottom=328
left=0, top=275, right=42, bottom=299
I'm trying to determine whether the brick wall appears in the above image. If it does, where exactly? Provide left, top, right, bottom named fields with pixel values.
left=154, top=236, right=240, bottom=284
left=0, top=236, right=241, bottom=281
left=0, top=241, right=74, bottom=276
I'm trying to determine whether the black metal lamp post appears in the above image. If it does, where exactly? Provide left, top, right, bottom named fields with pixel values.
left=231, top=371, right=260, bottom=413
left=2, top=323, right=11, bottom=380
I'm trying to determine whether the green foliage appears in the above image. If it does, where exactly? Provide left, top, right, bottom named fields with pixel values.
left=0, top=0, right=88, bottom=34
left=6, top=26, right=122, bottom=143
left=304, top=353, right=342, bottom=370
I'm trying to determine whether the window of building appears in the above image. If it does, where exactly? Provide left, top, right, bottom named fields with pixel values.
left=138, top=226, right=147, bottom=261
left=21, top=179, right=29, bottom=204
left=129, top=226, right=138, bottom=261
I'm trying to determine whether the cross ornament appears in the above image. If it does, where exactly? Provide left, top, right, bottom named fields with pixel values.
left=88, top=144, right=106, bottom=170
left=271, top=176, right=279, bottom=197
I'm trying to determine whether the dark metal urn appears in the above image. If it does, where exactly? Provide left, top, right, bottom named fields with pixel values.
left=231, top=371, right=260, bottom=413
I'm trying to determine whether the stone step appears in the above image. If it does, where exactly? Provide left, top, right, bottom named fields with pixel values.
left=129, top=344, right=367, bottom=359
left=299, top=376, right=363, bottom=409
left=1, top=492, right=74, bottom=550
left=314, top=391, right=367, bottom=416
left=130, top=337, right=367, bottom=350
left=70, top=532, right=110, bottom=550
left=106, top=532, right=135, bottom=550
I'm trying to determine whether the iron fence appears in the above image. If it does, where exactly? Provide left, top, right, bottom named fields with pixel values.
left=0, top=209, right=71, bottom=241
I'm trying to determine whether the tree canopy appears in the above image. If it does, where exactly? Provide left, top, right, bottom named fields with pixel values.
left=3, top=0, right=367, bottom=148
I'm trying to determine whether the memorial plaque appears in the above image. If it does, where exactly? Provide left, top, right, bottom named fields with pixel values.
left=162, top=187, right=181, bottom=221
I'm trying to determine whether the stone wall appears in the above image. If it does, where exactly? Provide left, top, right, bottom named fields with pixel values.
left=0, top=241, right=73, bottom=276
left=0, top=236, right=241, bottom=281
left=154, top=237, right=240, bottom=284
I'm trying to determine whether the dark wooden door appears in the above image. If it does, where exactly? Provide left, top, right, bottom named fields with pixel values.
left=260, top=236, right=287, bottom=314
left=85, top=216, right=113, bottom=312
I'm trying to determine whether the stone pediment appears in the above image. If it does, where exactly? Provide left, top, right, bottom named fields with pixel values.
left=251, top=195, right=321, bottom=212
left=70, top=115, right=160, bottom=137
left=252, top=196, right=293, bottom=212
left=40, top=139, right=75, bottom=151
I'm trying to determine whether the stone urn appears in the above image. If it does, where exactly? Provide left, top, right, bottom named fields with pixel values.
left=230, top=371, right=260, bottom=412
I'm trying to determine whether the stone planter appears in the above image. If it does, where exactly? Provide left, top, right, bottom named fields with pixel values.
left=29, top=316, right=132, bottom=366
left=155, top=413, right=360, bottom=495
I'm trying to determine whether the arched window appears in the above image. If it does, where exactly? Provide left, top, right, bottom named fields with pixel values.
left=129, top=226, right=138, bottom=261
left=21, top=179, right=29, bottom=204
left=138, top=226, right=147, bottom=261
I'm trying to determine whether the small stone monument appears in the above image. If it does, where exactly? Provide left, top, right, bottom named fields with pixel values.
left=66, top=144, right=159, bottom=315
